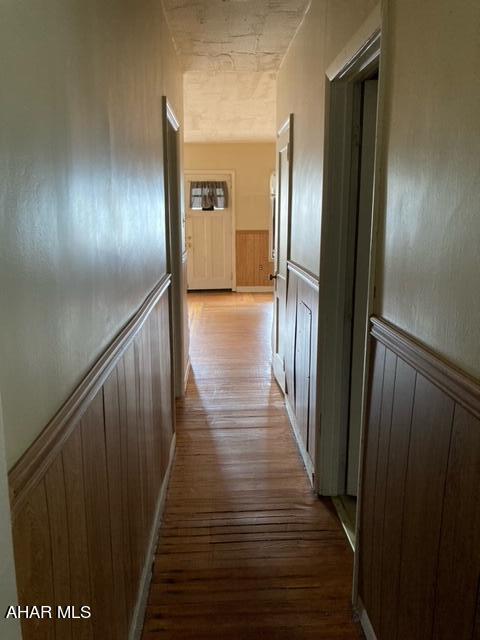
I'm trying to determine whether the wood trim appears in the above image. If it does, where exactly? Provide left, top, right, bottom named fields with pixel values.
left=335, top=29, right=381, bottom=81
left=370, top=316, right=480, bottom=419
left=164, top=97, right=180, bottom=132
left=285, top=396, right=315, bottom=485
left=9, top=274, right=172, bottom=516
left=326, top=5, right=381, bottom=81
left=129, top=433, right=176, bottom=640
left=287, top=260, right=319, bottom=290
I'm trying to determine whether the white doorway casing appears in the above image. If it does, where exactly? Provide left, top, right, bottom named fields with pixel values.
left=316, top=6, right=382, bottom=498
left=312, top=5, right=384, bottom=627
left=184, top=171, right=236, bottom=291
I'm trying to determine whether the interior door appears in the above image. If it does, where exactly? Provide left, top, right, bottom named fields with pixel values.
left=272, top=116, right=293, bottom=391
left=186, top=177, right=232, bottom=290
left=346, top=79, right=379, bottom=495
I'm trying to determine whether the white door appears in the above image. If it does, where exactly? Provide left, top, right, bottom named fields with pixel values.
left=272, top=117, right=293, bottom=391
left=185, top=177, right=233, bottom=290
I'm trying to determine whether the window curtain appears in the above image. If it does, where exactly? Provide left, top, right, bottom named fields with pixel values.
left=190, top=181, right=228, bottom=209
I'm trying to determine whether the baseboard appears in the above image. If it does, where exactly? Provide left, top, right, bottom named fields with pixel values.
left=285, top=397, right=315, bottom=485
left=129, top=433, right=176, bottom=640
left=332, top=496, right=356, bottom=551
left=235, top=286, right=273, bottom=293
left=355, top=598, right=377, bottom=640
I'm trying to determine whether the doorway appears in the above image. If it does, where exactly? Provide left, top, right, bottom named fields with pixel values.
left=184, top=172, right=235, bottom=291
left=162, top=97, right=186, bottom=399
left=345, top=77, right=378, bottom=497
left=317, top=32, right=381, bottom=545
left=271, top=115, right=293, bottom=392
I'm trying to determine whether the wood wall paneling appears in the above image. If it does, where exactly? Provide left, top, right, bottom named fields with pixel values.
left=103, top=369, right=130, bottom=635
left=283, top=262, right=319, bottom=473
left=369, top=349, right=397, bottom=628
left=159, top=296, right=174, bottom=475
left=294, top=300, right=312, bottom=448
left=80, top=392, right=116, bottom=639
left=12, top=480, right=55, bottom=640
left=378, top=357, right=416, bottom=640
left=123, top=343, right=146, bottom=601
left=284, top=272, right=297, bottom=399
left=359, top=317, right=480, bottom=640
left=236, top=230, right=273, bottom=286
left=358, top=340, right=385, bottom=613
left=396, top=376, right=454, bottom=640
left=62, top=428, right=94, bottom=640
left=44, top=456, right=72, bottom=640
left=433, top=405, right=480, bottom=640
left=9, top=280, right=174, bottom=640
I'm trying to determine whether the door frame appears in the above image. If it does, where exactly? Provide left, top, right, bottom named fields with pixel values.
left=184, top=169, right=236, bottom=291
left=315, top=8, right=383, bottom=498
left=162, top=97, right=185, bottom=399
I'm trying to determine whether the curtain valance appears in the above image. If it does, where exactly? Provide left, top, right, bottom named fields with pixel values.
left=190, top=181, right=228, bottom=210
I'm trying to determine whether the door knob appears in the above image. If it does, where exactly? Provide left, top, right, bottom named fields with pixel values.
left=269, top=274, right=277, bottom=280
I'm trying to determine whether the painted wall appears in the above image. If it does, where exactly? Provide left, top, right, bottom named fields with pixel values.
left=184, top=143, right=275, bottom=230
left=376, top=0, right=480, bottom=379
left=277, top=0, right=378, bottom=276
left=0, top=0, right=183, bottom=469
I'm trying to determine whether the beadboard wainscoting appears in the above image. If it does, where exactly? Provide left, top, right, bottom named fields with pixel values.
left=283, top=261, right=319, bottom=483
left=9, top=276, right=176, bottom=640
left=357, top=317, right=480, bottom=640
left=236, top=230, right=273, bottom=288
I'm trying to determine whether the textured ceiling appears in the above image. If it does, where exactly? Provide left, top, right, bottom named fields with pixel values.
left=163, top=0, right=310, bottom=142
left=184, top=71, right=277, bottom=142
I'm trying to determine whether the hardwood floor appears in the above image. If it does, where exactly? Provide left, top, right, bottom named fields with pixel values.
left=142, top=292, right=361, bottom=639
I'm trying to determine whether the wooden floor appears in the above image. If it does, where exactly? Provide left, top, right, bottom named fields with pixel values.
left=142, top=292, right=362, bottom=639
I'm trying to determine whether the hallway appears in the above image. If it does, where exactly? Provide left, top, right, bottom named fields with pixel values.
left=142, top=292, right=361, bottom=639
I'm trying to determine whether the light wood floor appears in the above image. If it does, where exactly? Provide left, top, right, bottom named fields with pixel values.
left=142, top=292, right=361, bottom=639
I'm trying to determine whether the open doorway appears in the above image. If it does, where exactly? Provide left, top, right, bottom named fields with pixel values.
left=162, top=97, right=186, bottom=399
left=317, top=32, right=381, bottom=547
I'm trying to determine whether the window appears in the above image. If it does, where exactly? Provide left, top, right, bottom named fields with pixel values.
left=190, top=181, right=228, bottom=210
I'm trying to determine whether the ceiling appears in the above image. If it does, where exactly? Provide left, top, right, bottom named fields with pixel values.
left=162, top=0, right=311, bottom=143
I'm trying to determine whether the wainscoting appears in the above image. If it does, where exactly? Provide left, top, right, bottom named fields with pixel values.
left=9, top=276, right=175, bottom=640
left=283, top=261, right=319, bottom=481
left=358, top=317, right=480, bottom=640
left=236, top=230, right=273, bottom=287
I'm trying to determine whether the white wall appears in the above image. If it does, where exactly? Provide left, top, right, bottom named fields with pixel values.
left=0, top=0, right=183, bottom=468
left=376, top=0, right=480, bottom=378
left=278, top=0, right=479, bottom=378
left=277, top=0, right=378, bottom=276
